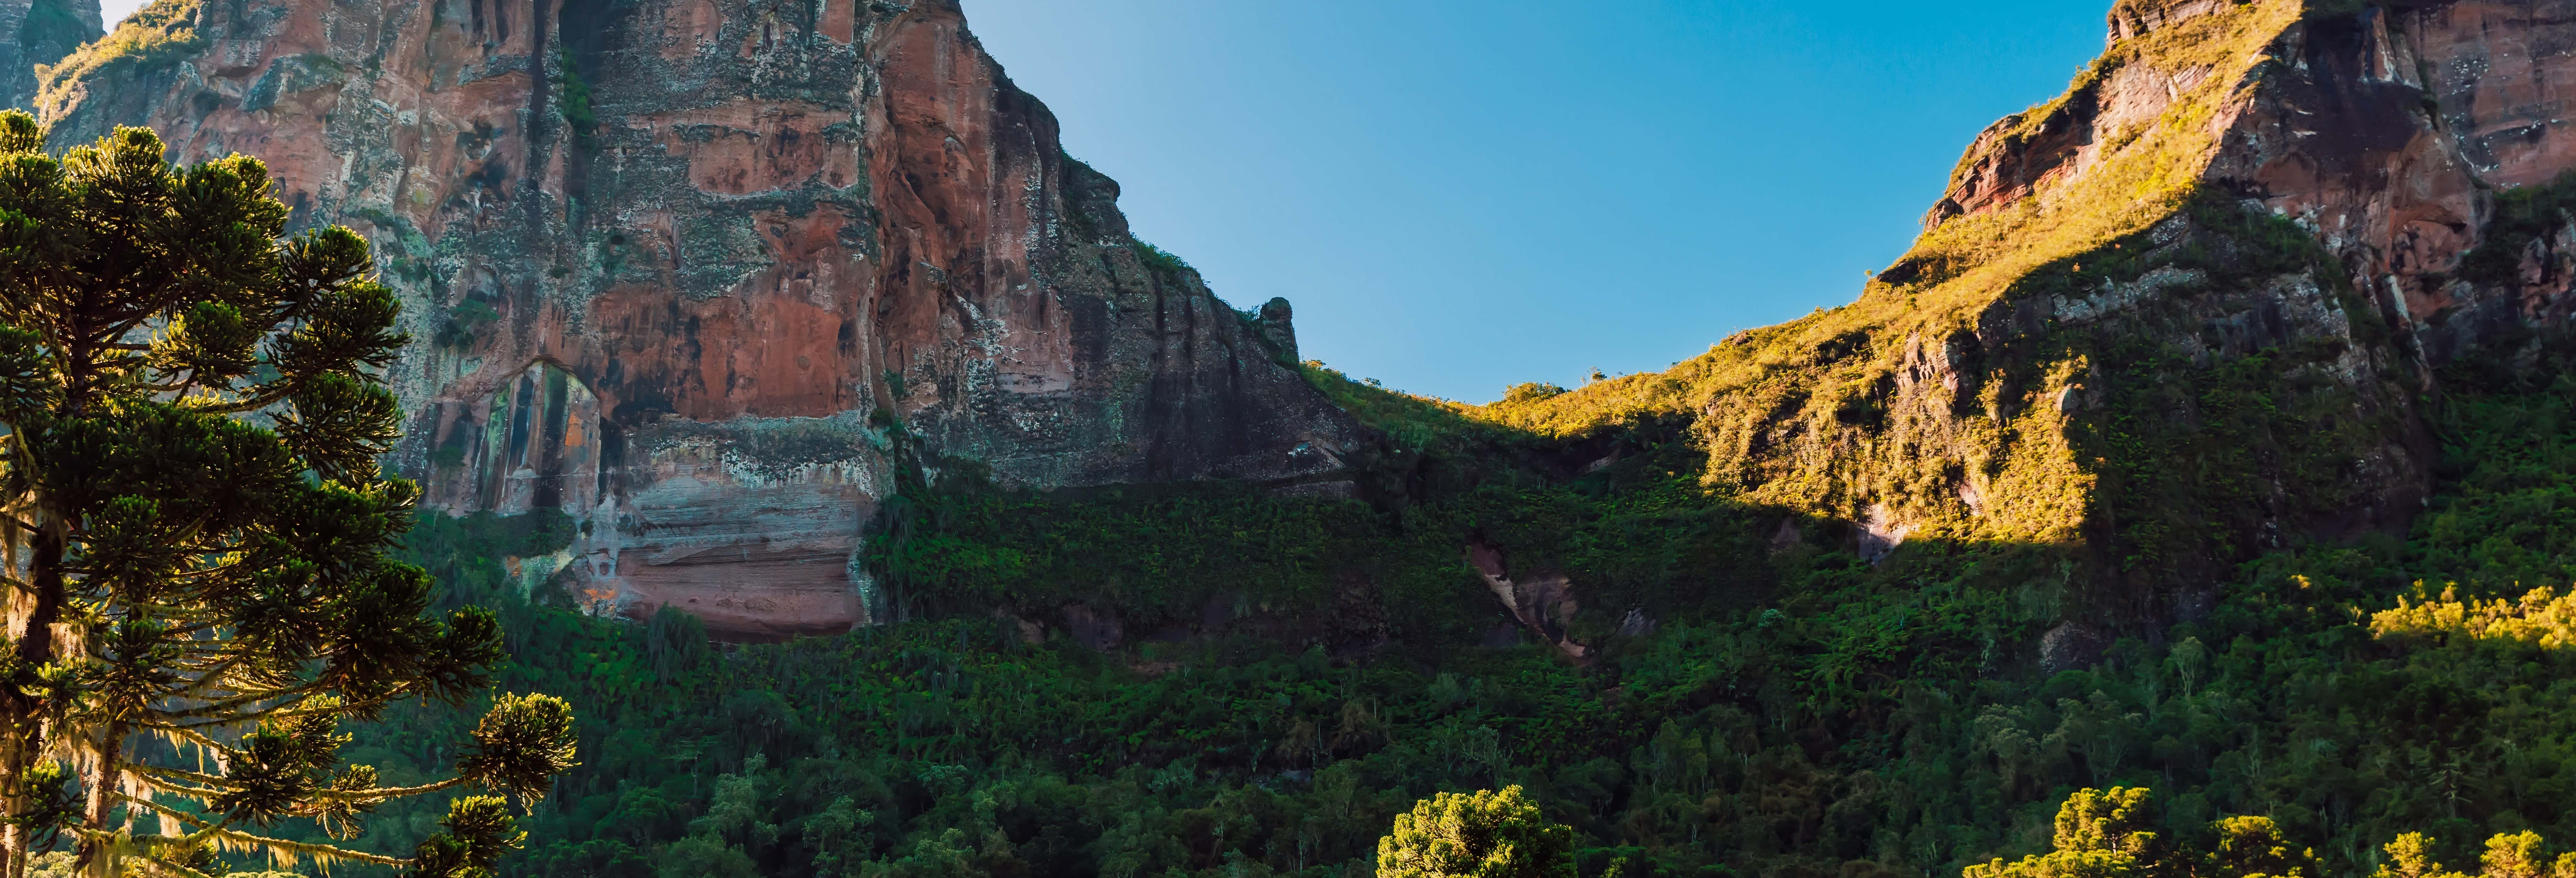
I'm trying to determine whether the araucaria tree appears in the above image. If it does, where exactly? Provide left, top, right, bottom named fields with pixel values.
left=0, top=115, right=577, bottom=877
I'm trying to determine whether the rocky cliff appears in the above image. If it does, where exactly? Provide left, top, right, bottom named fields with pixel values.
left=1493, top=0, right=2576, bottom=614
left=0, top=0, right=95, bottom=109
left=1946, top=0, right=2576, bottom=370
left=37, top=0, right=1357, bottom=639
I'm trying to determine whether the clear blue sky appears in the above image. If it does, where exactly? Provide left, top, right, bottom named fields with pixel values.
left=99, top=0, right=2109, bottom=403
left=961, top=1, right=2108, bottom=401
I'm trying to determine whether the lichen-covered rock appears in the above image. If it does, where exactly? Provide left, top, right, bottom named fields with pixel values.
left=2107, top=0, right=2240, bottom=43
left=39, top=0, right=1358, bottom=638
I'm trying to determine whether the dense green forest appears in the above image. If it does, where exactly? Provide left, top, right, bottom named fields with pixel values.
left=255, top=345, right=2576, bottom=878
left=20, top=2, right=2575, bottom=875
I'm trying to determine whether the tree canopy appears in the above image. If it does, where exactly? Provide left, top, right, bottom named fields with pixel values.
left=1378, top=786, right=1574, bottom=878
left=1967, top=788, right=2327, bottom=878
left=0, top=114, right=575, bottom=878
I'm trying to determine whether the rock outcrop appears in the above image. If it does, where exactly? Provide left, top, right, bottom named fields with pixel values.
left=2107, top=0, right=2240, bottom=44
left=1885, top=0, right=2576, bottom=575
left=0, top=0, right=97, bottom=109
left=1464, top=543, right=1585, bottom=660
left=39, top=0, right=1358, bottom=638
left=1943, top=0, right=2576, bottom=374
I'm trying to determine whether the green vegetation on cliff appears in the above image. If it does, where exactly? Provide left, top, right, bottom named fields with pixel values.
left=555, top=47, right=598, bottom=152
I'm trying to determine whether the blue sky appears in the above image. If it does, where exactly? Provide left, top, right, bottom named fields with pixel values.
left=97, top=0, right=2109, bottom=402
left=962, top=1, right=2107, bottom=401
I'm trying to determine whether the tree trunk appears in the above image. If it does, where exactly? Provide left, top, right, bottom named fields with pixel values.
left=73, top=718, right=124, bottom=878
left=2, top=521, right=66, bottom=878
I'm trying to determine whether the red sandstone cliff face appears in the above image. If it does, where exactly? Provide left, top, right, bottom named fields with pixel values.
left=1934, top=0, right=2576, bottom=373
left=2218, top=1, right=2576, bottom=363
left=41, top=0, right=1356, bottom=639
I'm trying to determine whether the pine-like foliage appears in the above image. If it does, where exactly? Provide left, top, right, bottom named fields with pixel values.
left=1377, top=786, right=1574, bottom=878
left=0, top=114, right=576, bottom=878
